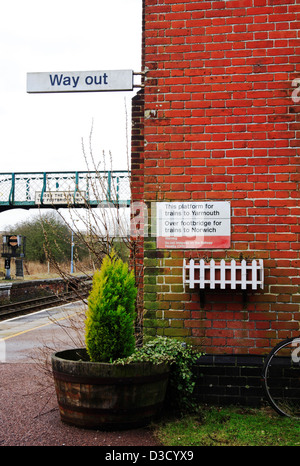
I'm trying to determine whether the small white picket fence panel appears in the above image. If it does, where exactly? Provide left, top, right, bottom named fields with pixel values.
left=183, top=258, right=264, bottom=290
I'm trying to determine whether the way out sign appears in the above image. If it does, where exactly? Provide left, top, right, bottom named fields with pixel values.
left=156, top=201, right=231, bottom=249
left=26, top=69, right=134, bottom=93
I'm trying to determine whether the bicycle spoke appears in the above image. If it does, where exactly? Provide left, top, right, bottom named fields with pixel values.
left=262, top=338, right=300, bottom=419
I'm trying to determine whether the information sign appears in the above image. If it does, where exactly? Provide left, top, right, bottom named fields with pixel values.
left=156, top=201, right=231, bottom=249
left=27, top=69, right=134, bottom=93
left=35, top=191, right=85, bottom=205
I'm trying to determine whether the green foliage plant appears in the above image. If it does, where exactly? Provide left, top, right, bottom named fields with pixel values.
left=115, top=336, right=201, bottom=411
left=85, top=250, right=137, bottom=362
left=154, top=406, right=300, bottom=446
left=10, top=212, right=89, bottom=264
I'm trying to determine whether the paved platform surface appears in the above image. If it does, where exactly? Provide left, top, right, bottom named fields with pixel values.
left=0, top=303, right=161, bottom=447
left=0, top=363, right=160, bottom=447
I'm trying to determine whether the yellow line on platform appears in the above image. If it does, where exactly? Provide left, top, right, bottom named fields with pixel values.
left=2, top=321, right=53, bottom=340
left=1, top=310, right=83, bottom=341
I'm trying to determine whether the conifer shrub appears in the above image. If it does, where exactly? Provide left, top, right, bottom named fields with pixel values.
left=85, top=250, right=137, bottom=362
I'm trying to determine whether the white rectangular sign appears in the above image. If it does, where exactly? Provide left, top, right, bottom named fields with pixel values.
left=27, top=69, right=133, bottom=93
left=156, top=201, right=231, bottom=249
left=35, top=191, right=85, bottom=205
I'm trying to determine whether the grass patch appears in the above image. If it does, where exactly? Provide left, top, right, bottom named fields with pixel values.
left=153, top=406, right=300, bottom=446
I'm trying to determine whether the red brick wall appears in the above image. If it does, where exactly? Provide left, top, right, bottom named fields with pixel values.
left=133, top=0, right=300, bottom=355
left=131, top=89, right=145, bottom=328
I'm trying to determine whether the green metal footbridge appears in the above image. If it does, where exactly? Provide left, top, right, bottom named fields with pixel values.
left=0, top=171, right=131, bottom=212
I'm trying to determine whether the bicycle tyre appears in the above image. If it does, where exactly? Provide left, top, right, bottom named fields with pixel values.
left=262, top=337, right=300, bottom=419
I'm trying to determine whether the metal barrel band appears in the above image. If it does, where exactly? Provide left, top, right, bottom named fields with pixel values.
left=52, top=369, right=169, bottom=385
left=57, top=400, right=164, bottom=416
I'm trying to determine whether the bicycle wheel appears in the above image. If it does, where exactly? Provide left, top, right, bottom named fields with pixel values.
left=262, top=337, right=300, bottom=419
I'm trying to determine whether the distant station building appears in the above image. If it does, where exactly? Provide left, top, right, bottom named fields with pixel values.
left=131, top=0, right=300, bottom=404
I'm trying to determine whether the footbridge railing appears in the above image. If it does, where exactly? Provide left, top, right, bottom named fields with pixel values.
left=0, top=171, right=131, bottom=211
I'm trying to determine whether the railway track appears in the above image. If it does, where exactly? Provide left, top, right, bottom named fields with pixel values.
left=0, top=290, right=88, bottom=321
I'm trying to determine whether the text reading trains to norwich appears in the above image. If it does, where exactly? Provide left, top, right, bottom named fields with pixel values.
left=27, top=70, right=134, bottom=93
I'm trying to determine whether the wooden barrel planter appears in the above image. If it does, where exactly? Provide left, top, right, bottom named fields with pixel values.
left=51, top=348, right=170, bottom=430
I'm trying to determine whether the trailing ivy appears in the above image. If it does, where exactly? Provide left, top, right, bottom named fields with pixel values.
left=115, top=336, right=202, bottom=411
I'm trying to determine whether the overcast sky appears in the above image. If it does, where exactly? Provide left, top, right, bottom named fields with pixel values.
left=0, top=0, right=142, bottom=229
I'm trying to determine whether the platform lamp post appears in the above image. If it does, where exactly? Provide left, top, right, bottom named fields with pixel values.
left=71, top=230, right=74, bottom=274
left=70, top=220, right=79, bottom=274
